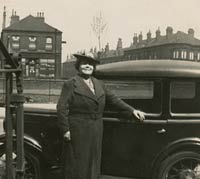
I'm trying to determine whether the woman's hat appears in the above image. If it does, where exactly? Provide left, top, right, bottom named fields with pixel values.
left=73, top=52, right=100, bottom=64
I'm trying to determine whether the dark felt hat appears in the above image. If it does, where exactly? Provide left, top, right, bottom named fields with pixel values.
left=73, top=52, right=100, bottom=64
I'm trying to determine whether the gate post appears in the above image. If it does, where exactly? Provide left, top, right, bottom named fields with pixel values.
left=5, top=72, right=14, bottom=179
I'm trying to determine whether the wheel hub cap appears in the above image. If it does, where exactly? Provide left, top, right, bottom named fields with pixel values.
left=180, top=169, right=196, bottom=179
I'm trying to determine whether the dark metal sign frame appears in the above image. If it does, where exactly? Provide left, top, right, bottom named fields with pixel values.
left=0, top=39, right=24, bottom=179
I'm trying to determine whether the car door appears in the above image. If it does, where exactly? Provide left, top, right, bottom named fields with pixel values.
left=101, top=79, right=169, bottom=178
left=167, top=79, right=200, bottom=149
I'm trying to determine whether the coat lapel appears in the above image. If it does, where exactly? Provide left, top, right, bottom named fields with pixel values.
left=73, top=75, right=97, bottom=101
left=91, top=77, right=105, bottom=99
left=73, top=75, right=105, bottom=102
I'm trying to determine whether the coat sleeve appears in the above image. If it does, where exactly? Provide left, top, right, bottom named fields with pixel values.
left=57, top=80, right=73, bottom=135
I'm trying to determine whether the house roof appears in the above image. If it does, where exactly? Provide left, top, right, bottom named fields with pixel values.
left=125, top=31, right=200, bottom=51
left=3, top=15, right=62, bottom=33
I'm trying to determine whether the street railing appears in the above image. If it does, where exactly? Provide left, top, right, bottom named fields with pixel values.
left=0, top=38, right=25, bottom=179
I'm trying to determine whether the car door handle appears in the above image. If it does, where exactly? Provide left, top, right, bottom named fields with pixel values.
left=157, top=128, right=166, bottom=134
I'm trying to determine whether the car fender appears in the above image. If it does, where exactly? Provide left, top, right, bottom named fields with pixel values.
left=151, top=137, right=200, bottom=178
left=0, top=132, right=42, bottom=153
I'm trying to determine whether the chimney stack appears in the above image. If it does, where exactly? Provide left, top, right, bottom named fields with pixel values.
left=2, top=6, right=6, bottom=29
left=166, top=26, right=173, bottom=39
left=188, top=28, right=194, bottom=38
left=105, top=43, right=109, bottom=53
left=133, top=33, right=138, bottom=45
left=10, top=10, right=20, bottom=25
left=147, top=30, right=151, bottom=42
left=138, top=32, right=143, bottom=43
left=156, top=27, right=161, bottom=40
left=36, top=12, right=45, bottom=22
left=116, top=38, right=123, bottom=50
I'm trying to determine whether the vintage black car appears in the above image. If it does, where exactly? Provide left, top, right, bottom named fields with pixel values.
left=1, top=59, right=200, bottom=179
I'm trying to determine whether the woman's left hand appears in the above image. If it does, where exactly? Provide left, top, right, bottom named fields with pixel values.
left=133, top=109, right=145, bottom=122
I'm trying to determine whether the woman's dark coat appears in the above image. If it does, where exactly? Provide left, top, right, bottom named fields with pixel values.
left=57, top=75, right=134, bottom=179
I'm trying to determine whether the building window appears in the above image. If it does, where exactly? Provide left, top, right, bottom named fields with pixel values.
left=180, top=50, right=187, bottom=59
left=39, top=59, right=55, bottom=78
left=173, top=51, right=176, bottom=59
left=11, top=35, right=20, bottom=50
left=45, top=37, right=53, bottom=50
left=173, top=50, right=180, bottom=59
left=197, top=52, right=200, bottom=61
left=21, top=58, right=26, bottom=76
left=28, top=36, right=37, bottom=50
left=189, top=52, right=194, bottom=60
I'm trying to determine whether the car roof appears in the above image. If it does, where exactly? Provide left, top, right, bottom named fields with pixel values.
left=95, top=59, right=200, bottom=78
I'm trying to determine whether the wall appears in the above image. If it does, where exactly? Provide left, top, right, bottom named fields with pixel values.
left=0, top=78, right=65, bottom=104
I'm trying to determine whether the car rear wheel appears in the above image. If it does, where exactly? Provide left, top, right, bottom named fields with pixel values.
left=157, top=151, right=200, bottom=179
left=0, top=147, right=43, bottom=179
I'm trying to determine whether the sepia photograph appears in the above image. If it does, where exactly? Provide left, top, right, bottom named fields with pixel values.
left=0, top=0, right=200, bottom=178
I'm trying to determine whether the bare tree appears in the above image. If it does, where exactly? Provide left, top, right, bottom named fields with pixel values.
left=91, top=12, right=107, bottom=51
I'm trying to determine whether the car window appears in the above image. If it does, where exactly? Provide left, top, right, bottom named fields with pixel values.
left=170, top=81, right=199, bottom=114
left=105, top=81, right=153, bottom=99
left=105, top=80, right=162, bottom=114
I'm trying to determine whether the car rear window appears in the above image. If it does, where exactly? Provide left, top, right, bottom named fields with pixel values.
left=170, top=81, right=199, bottom=114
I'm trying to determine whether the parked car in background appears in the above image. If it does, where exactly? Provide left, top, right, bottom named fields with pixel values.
left=1, top=59, right=200, bottom=179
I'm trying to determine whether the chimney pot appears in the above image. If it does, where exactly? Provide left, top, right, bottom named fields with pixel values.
left=36, top=12, right=45, bottom=22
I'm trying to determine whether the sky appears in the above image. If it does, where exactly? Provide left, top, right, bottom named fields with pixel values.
left=1, top=0, right=200, bottom=62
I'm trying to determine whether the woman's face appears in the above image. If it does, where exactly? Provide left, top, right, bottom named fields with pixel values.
left=79, top=60, right=95, bottom=76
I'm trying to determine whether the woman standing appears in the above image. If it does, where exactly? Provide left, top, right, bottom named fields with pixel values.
left=57, top=52, right=145, bottom=179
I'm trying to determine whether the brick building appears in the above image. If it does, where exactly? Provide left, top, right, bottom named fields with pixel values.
left=1, top=10, right=63, bottom=78
left=124, top=27, right=200, bottom=61
left=98, top=27, right=200, bottom=63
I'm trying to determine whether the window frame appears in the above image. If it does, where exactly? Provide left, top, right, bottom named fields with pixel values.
left=45, top=37, right=53, bottom=51
left=170, top=79, right=200, bottom=117
left=104, top=78, right=163, bottom=117
left=28, top=36, right=37, bottom=50
left=11, top=35, right=20, bottom=50
left=189, top=51, right=194, bottom=60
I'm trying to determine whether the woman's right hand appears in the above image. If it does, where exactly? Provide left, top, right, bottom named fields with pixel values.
left=64, top=131, right=71, bottom=141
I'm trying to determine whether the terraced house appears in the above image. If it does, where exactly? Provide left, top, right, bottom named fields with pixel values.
left=1, top=9, right=63, bottom=78
left=124, top=27, right=200, bottom=61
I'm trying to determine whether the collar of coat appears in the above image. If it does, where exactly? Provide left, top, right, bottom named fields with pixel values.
left=73, top=75, right=105, bottom=102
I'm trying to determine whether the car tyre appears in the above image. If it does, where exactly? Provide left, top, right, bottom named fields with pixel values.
left=157, top=151, right=200, bottom=179
left=0, top=146, right=44, bottom=179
